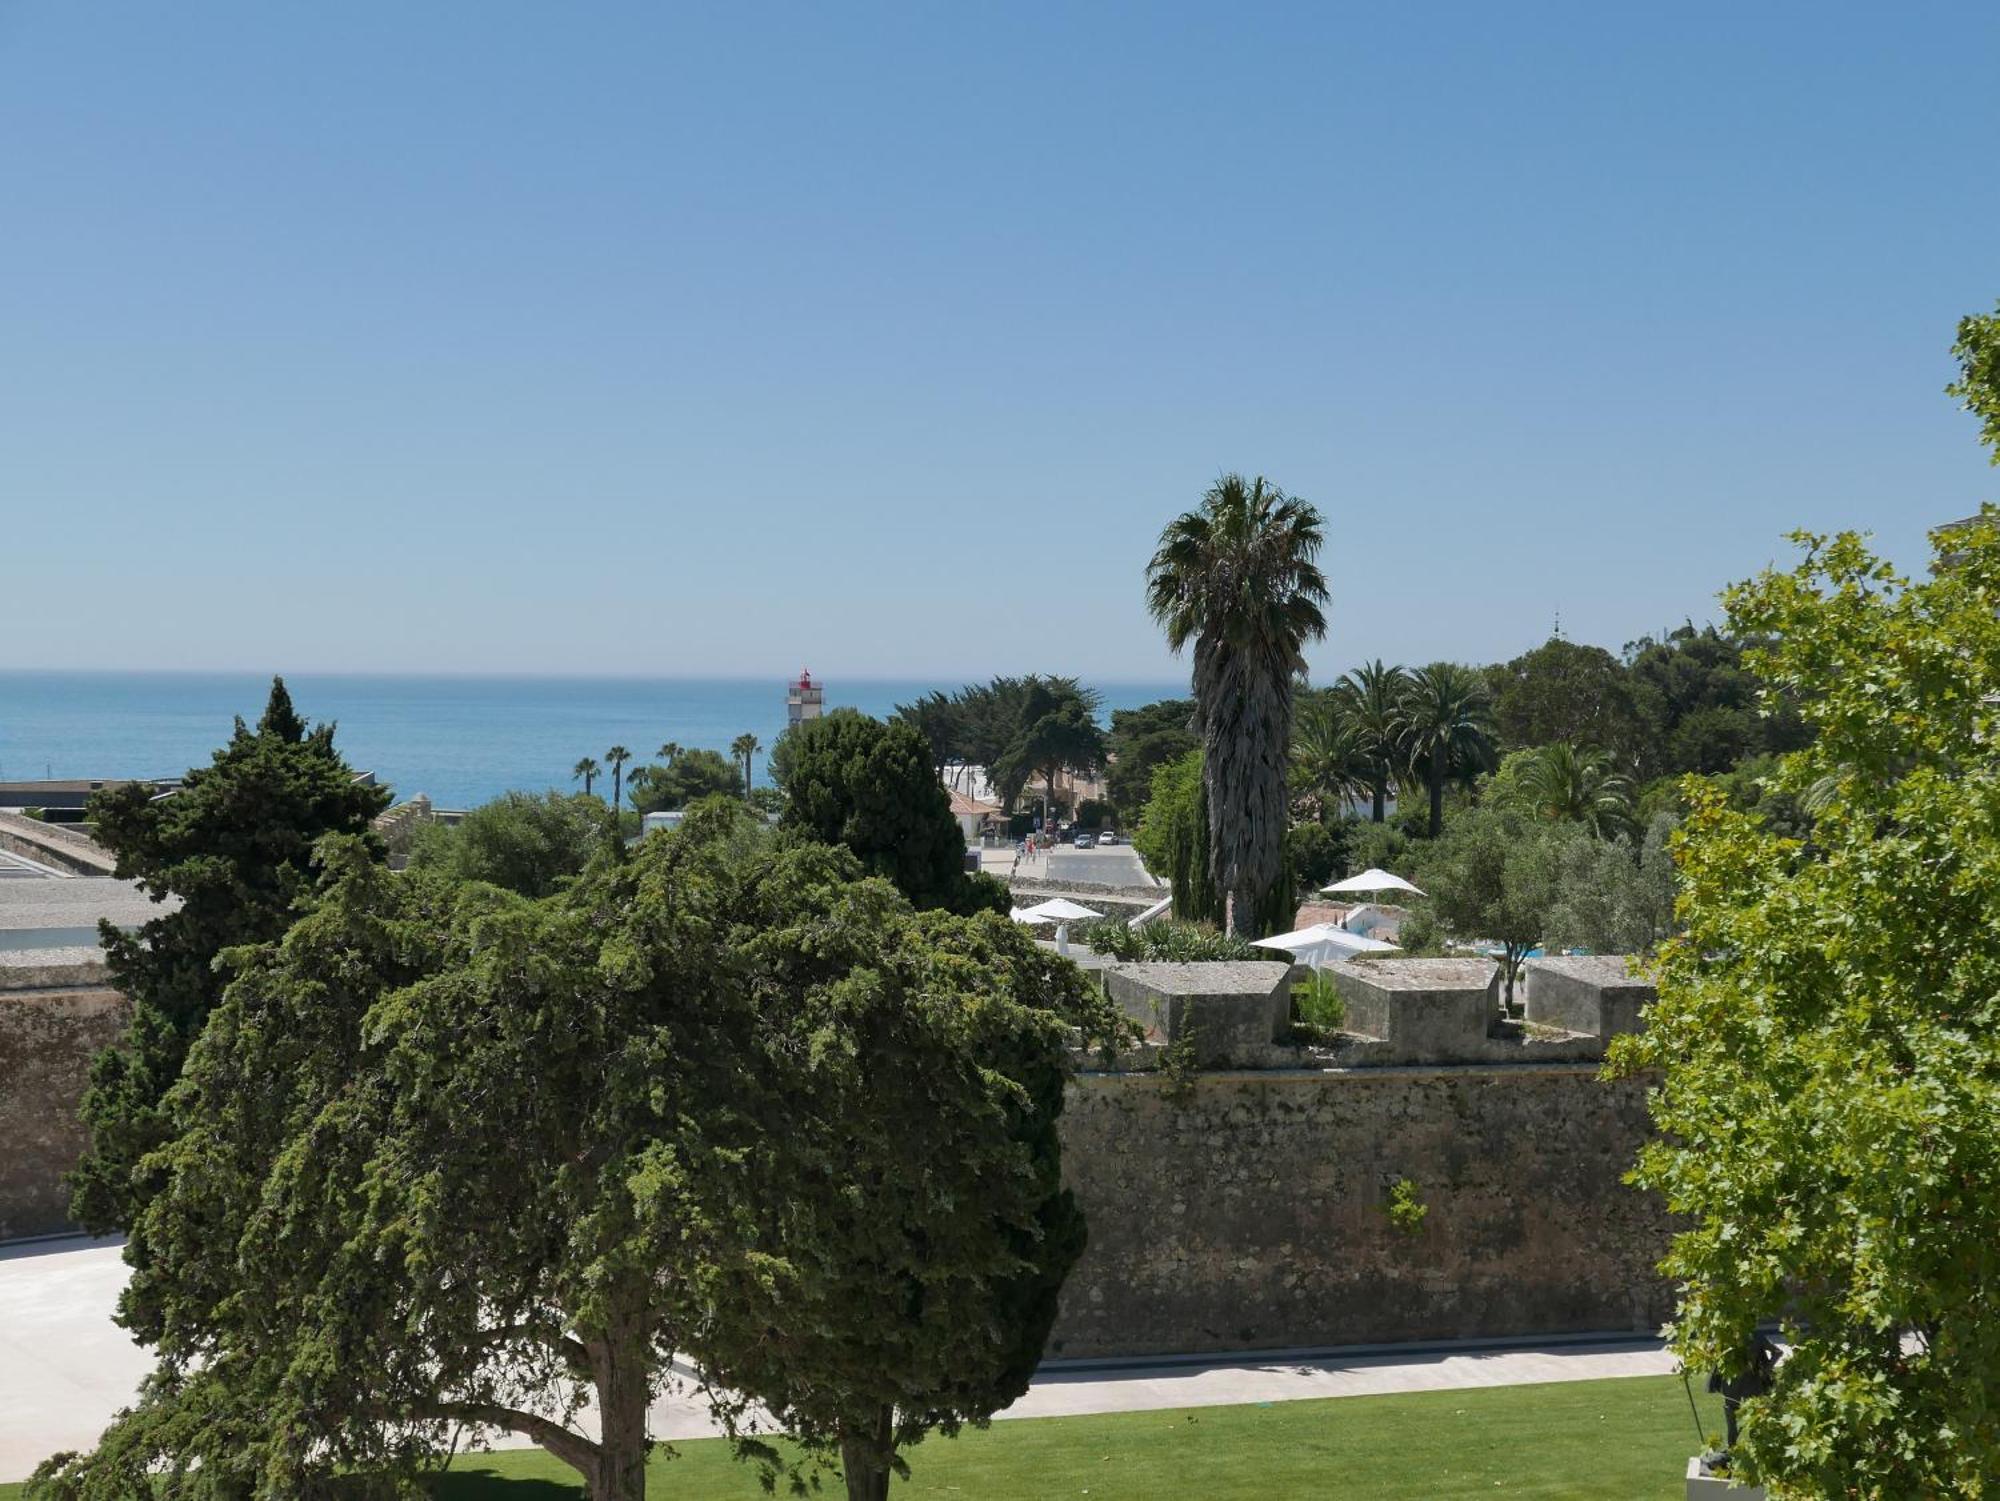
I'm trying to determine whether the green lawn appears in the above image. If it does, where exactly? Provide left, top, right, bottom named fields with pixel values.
left=0, top=1375, right=1721, bottom=1499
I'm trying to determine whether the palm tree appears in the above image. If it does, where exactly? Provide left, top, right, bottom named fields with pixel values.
left=1146, top=473, right=1329, bottom=937
left=1520, top=742, right=1636, bottom=838
left=1291, top=694, right=1374, bottom=824
left=1396, top=663, right=1495, bottom=838
left=1338, top=660, right=1409, bottom=823
left=657, top=741, right=682, bottom=765
left=605, top=745, right=632, bottom=811
left=571, top=756, right=600, bottom=798
left=730, top=733, right=762, bottom=799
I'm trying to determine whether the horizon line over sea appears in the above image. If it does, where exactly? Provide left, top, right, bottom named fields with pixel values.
left=0, top=671, right=1193, bottom=811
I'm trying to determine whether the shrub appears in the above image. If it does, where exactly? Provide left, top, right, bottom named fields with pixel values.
left=1070, top=918, right=1258, bottom=963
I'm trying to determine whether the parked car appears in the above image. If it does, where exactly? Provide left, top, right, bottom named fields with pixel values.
left=1074, top=833, right=1096, bottom=849
left=1096, top=830, right=1119, bottom=845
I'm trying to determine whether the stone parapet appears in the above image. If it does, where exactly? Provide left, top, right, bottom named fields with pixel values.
left=1523, top=956, right=1654, bottom=1042
left=1331, top=958, right=1500, bottom=1063
left=1104, top=961, right=1294, bottom=1067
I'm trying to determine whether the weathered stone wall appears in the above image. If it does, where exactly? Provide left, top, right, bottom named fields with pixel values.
left=0, top=961, right=127, bottom=1240
left=1048, top=1062, right=1673, bottom=1358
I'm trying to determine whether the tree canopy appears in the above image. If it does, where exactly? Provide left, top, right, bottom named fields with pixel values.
left=68, top=677, right=390, bottom=1235
left=774, top=711, right=1006, bottom=915
left=1611, top=514, right=2000, bottom=1496
left=1104, top=697, right=1198, bottom=819
left=625, top=746, right=741, bottom=812
left=33, top=808, right=1120, bottom=1501
left=1948, top=298, right=2000, bottom=460
left=1487, top=637, right=1641, bottom=763
left=404, top=789, right=615, bottom=898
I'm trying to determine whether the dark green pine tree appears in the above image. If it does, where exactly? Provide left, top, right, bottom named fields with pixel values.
left=68, top=677, right=392, bottom=1234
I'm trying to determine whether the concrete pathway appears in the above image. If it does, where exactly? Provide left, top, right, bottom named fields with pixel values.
left=0, top=1236, right=1676, bottom=1482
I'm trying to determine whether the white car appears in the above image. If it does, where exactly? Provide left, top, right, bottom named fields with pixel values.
left=1095, top=830, right=1118, bottom=845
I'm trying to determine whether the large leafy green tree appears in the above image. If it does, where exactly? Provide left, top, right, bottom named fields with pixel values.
left=33, top=811, right=1117, bottom=1501
left=699, top=907, right=1112, bottom=1501
left=1612, top=514, right=2000, bottom=1497
left=625, top=746, right=740, bottom=812
left=404, top=789, right=614, bottom=898
left=775, top=711, right=1005, bottom=915
left=991, top=685, right=1106, bottom=826
left=1103, top=697, right=1198, bottom=818
left=1146, top=474, right=1329, bottom=937
left=891, top=690, right=964, bottom=781
left=1338, top=660, right=1408, bottom=823
left=1395, top=661, right=1496, bottom=839
left=1623, top=624, right=1809, bottom=778
left=1486, top=637, right=1642, bottom=763
left=1409, top=805, right=1569, bottom=1013
left=68, top=678, right=390, bottom=1234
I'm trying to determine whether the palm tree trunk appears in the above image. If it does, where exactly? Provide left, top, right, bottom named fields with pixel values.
left=1428, top=762, right=1444, bottom=839
left=1371, top=774, right=1386, bottom=823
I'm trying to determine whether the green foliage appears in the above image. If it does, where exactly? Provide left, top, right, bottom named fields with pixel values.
left=67, top=678, right=390, bottom=1235
left=625, top=745, right=740, bottom=812
left=33, top=809, right=1122, bottom=1501
left=1104, top=698, right=1197, bottom=817
left=1506, top=741, right=1638, bottom=839
left=1948, top=299, right=2000, bottom=461
left=1541, top=813, right=1678, bottom=956
left=1395, top=662, right=1496, bottom=839
left=1147, top=474, right=1329, bottom=936
left=1385, top=1178, right=1429, bottom=1235
left=1075, top=797, right=1115, bottom=829
left=1338, top=819, right=1412, bottom=880
left=775, top=711, right=1005, bottom=916
left=1132, top=749, right=1219, bottom=926
left=1487, top=637, right=1642, bottom=763
left=1623, top=624, right=1810, bottom=779
left=405, top=790, right=615, bottom=898
left=1291, top=969, right=1346, bottom=1034
left=1336, top=660, right=1410, bottom=823
left=1070, top=917, right=1258, bottom=963
left=989, top=679, right=1107, bottom=818
left=1286, top=819, right=1344, bottom=894
left=1610, top=514, right=2000, bottom=1497
left=745, top=784, right=787, bottom=818
left=1408, top=806, right=1569, bottom=1011
left=1290, top=689, right=1373, bottom=823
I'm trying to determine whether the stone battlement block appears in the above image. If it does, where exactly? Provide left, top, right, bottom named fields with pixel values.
left=1522, top=956, right=1653, bottom=1042
left=1103, top=961, right=1293, bottom=1067
left=1331, top=958, right=1499, bottom=1062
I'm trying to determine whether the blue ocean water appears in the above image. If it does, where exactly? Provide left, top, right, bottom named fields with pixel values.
left=0, top=673, right=1190, bottom=810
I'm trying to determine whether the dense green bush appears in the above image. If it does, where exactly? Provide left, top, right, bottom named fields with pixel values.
left=1070, top=918, right=1258, bottom=963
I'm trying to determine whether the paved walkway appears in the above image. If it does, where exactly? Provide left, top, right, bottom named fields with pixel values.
left=0, top=1236, right=1676, bottom=1481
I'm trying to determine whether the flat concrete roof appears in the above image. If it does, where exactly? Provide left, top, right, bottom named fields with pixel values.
left=0, top=877, right=170, bottom=952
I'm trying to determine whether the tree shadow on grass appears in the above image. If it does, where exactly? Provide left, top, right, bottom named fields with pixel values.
left=421, top=1470, right=579, bottom=1500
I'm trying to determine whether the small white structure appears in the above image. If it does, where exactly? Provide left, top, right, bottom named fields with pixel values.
left=640, top=810, right=686, bottom=837
left=1012, top=897, right=1103, bottom=956
left=1321, top=868, right=1426, bottom=899
left=947, top=786, right=1003, bottom=843
left=1252, top=922, right=1400, bottom=969
left=786, top=667, right=824, bottom=729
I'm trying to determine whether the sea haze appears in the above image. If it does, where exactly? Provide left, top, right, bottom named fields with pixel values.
left=0, top=672, right=1192, bottom=810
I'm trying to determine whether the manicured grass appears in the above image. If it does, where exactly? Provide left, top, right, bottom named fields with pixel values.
left=0, top=1375, right=1722, bottom=1499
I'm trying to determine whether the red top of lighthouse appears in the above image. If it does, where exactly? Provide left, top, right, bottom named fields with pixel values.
left=793, top=667, right=816, bottom=691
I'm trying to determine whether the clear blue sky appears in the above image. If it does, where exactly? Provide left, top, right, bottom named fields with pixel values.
left=2, top=2, right=1995, bottom=681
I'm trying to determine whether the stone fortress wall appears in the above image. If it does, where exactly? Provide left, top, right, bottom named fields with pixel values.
left=1047, top=955, right=1673, bottom=1357
left=1, top=948, right=1672, bottom=1357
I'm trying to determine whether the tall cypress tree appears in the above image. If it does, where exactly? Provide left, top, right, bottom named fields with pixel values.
left=68, top=677, right=391, bottom=1234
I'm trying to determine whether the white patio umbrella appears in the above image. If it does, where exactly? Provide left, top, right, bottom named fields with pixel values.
left=1320, top=867, right=1426, bottom=899
left=1252, top=922, right=1400, bottom=969
left=1020, top=897, right=1103, bottom=956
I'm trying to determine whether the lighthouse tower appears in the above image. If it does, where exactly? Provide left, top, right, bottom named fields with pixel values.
left=786, top=667, right=824, bottom=729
